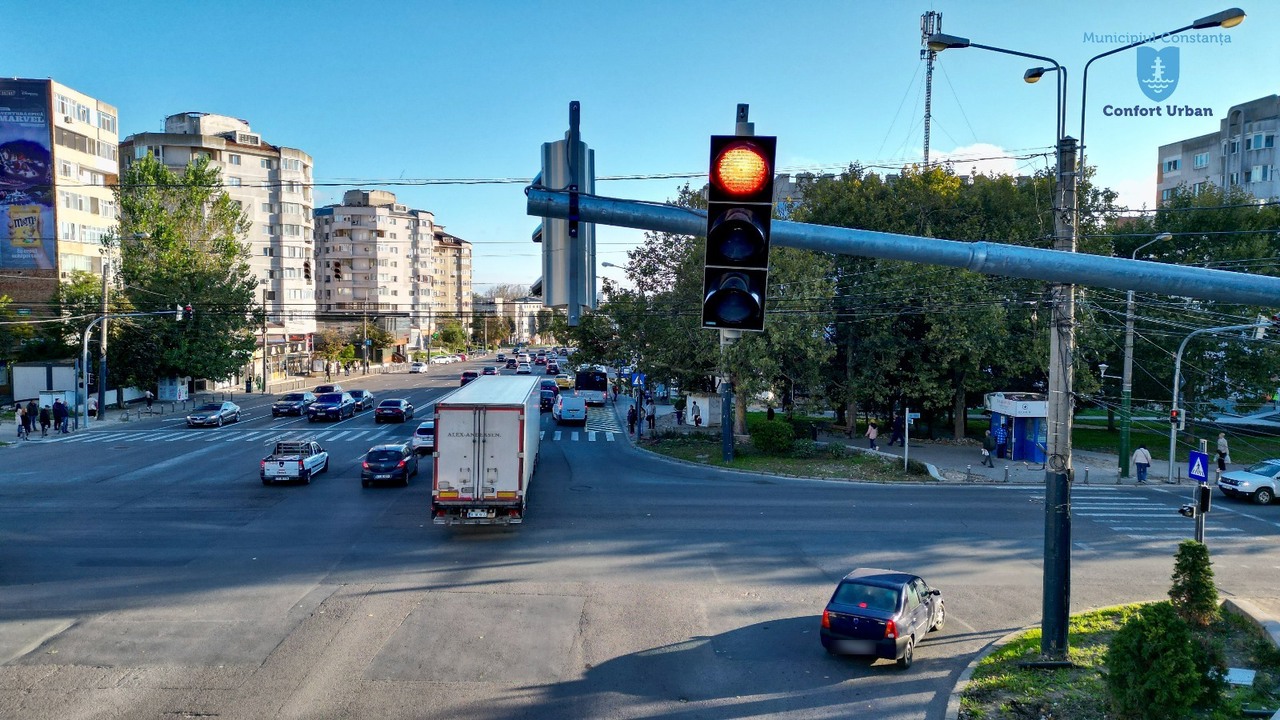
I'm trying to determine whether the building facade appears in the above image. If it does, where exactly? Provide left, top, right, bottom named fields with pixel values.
left=1156, top=94, right=1279, bottom=203
left=0, top=78, right=119, bottom=308
left=120, top=113, right=315, bottom=382
left=314, top=190, right=471, bottom=352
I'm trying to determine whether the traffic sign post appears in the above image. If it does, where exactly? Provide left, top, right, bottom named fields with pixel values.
left=1187, top=450, right=1209, bottom=484
left=904, top=408, right=922, bottom=470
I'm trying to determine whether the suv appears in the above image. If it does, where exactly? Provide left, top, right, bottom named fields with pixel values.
left=460, top=370, right=479, bottom=386
left=1218, top=460, right=1280, bottom=505
left=411, top=420, right=436, bottom=455
left=272, top=391, right=317, bottom=417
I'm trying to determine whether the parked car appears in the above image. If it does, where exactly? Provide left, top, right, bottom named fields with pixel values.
left=307, top=392, right=356, bottom=422
left=271, top=391, right=316, bottom=417
left=409, top=361, right=427, bottom=373
left=820, top=568, right=945, bottom=669
left=553, top=394, right=587, bottom=425
left=313, top=383, right=344, bottom=394
left=516, top=362, right=532, bottom=375
left=411, top=420, right=436, bottom=455
left=349, top=389, right=376, bottom=411
left=460, top=371, right=479, bottom=386
left=361, top=443, right=418, bottom=487
left=505, top=358, right=519, bottom=369
left=482, top=366, right=498, bottom=376
left=540, top=389, right=556, bottom=412
left=186, top=401, right=242, bottom=428
left=554, top=374, right=574, bottom=389
left=375, top=398, right=415, bottom=423
left=430, top=356, right=451, bottom=365
left=1218, top=460, right=1280, bottom=505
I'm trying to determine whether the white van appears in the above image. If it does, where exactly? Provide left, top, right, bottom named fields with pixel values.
left=553, top=394, right=588, bottom=426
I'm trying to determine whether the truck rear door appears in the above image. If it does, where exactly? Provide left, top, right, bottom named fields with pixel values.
left=477, top=406, right=524, bottom=504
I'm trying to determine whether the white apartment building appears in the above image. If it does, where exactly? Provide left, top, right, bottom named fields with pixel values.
left=314, top=190, right=472, bottom=351
left=0, top=78, right=118, bottom=308
left=1157, top=94, right=1279, bottom=203
left=120, top=113, right=315, bottom=381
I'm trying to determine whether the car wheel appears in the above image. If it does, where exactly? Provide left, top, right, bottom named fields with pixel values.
left=217, top=416, right=223, bottom=427
left=1255, top=487, right=1275, bottom=505
left=930, top=601, right=946, bottom=632
left=321, top=458, right=329, bottom=474
left=261, top=477, right=271, bottom=486
left=234, top=412, right=241, bottom=423
left=896, top=637, right=914, bottom=669
left=302, top=470, right=311, bottom=485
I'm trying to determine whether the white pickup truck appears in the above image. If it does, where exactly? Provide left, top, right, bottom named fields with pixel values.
left=260, top=439, right=329, bottom=485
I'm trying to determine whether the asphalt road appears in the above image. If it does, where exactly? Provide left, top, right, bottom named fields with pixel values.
left=2, top=358, right=1278, bottom=719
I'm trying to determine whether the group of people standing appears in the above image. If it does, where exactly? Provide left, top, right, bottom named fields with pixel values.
left=14, top=398, right=71, bottom=440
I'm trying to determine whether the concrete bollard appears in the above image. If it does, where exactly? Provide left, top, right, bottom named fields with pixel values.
left=965, top=465, right=973, bottom=483
left=1083, top=467, right=1090, bottom=485
left=1004, top=466, right=1010, bottom=483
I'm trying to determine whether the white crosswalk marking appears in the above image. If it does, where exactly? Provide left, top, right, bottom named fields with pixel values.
left=605, top=432, right=614, bottom=441
left=553, top=431, right=562, bottom=441
left=539, top=431, right=545, bottom=440
left=1027, top=487, right=1244, bottom=543
left=588, top=431, right=597, bottom=442
left=571, top=432, right=580, bottom=442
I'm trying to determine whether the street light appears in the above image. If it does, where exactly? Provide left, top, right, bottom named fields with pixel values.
left=1120, top=232, right=1173, bottom=476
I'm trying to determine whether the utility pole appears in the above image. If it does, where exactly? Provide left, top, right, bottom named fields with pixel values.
left=920, top=11, right=942, bottom=167
left=97, top=258, right=110, bottom=418
left=261, top=288, right=268, bottom=393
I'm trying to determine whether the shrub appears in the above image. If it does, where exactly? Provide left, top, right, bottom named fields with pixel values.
left=750, top=419, right=794, bottom=455
left=1169, top=540, right=1219, bottom=627
left=789, top=439, right=822, bottom=458
left=1105, top=601, right=1204, bottom=720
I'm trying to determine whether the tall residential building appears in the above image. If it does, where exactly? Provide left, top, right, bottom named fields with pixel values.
left=120, top=113, right=315, bottom=381
left=1156, top=94, right=1279, bottom=204
left=314, top=190, right=472, bottom=351
left=0, top=78, right=118, bottom=307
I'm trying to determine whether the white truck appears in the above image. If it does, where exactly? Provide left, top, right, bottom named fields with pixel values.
left=432, top=375, right=540, bottom=525
left=260, top=439, right=330, bottom=485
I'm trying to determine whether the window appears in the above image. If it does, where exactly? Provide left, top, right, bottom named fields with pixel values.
left=1163, top=158, right=1180, bottom=172
left=262, top=224, right=272, bottom=235
left=282, top=158, right=302, bottom=171
left=1230, top=139, right=1240, bottom=154
left=97, top=112, right=116, bottom=134
left=1193, top=152, right=1209, bottom=169
left=261, top=202, right=271, bottom=213
left=227, top=177, right=242, bottom=187
left=60, top=221, right=77, bottom=240
left=59, top=160, right=73, bottom=177
left=260, top=158, right=275, bottom=169
left=228, top=154, right=241, bottom=165
left=1229, top=172, right=1240, bottom=186
left=263, top=247, right=275, bottom=257
left=1161, top=188, right=1173, bottom=201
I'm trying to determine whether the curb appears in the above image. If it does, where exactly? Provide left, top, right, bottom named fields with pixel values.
left=1223, top=598, right=1280, bottom=652
left=944, top=626, right=1031, bottom=720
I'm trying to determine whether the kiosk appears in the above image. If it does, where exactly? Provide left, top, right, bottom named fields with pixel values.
left=985, top=392, right=1047, bottom=464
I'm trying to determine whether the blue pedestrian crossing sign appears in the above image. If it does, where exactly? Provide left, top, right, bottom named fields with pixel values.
left=1188, top=450, right=1209, bottom=483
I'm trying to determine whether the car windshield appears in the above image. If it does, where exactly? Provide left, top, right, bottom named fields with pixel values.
left=194, top=404, right=221, bottom=412
left=316, top=386, right=336, bottom=392
left=415, top=426, right=434, bottom=436
left=832, top=582, right=900, bottom=612
left=316, top=394, right=343, bottom=403
left=1246, top=461, right=1280, bottom=476
left=378, top=400, right=401, bottom=408
left=366, top=450, right=403, bottom=462
left=280, top=394, right=306, bottom=401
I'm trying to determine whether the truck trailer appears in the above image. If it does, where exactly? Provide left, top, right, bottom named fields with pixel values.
left=431, top=375, right=541, bottom=525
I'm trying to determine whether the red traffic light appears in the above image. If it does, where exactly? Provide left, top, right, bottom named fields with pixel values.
left=711, top=140, right=772, bottom=197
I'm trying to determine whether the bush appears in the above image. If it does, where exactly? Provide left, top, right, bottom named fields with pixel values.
left=1105, top=601, right=1205, bottom=720
left=1169, top=540, right=1219, bottom=627
left=750, top=419, right=794, bottom=455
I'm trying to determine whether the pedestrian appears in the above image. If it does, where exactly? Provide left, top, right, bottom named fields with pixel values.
left=38, top=404, right=51, bottom=437
left=88, top=396, right=98, bottom=418
left=693, top=401, right=702, bottom=428
left=26, top=399, right=38, bottom=425
left=16, top=406, right=28, bottom=440
left=1132, top=444, right=1153, bottom=485
left=646, top=400, right=656, bottom=431
left=612, top=385, right=619, bottom=403
left=888, top=414, right=906, bottom=447
left=981, top=430, right=996, bottom=467
left=21, top=402, right=34, bottom=438
left=145, top=389, right=154, bottom=411
left=993, top=422, right=1008, bottom=459
left=326, top=364, right=332, bottom=381
left=626, top=405, right=637, bottom=435
left=865, top=421, right=879, bottom=451
left=1216, top=433, right=1230, bottom=475
left=52, top=398, right=68, bottom=434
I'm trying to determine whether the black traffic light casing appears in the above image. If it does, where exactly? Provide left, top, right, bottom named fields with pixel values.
left=183, top=304, right=193, bottom=321
left=1179, top=504, right=1197, bottom=518
left=702, top=135, right=776, bottom=332
left=333, top=262, right=343, bottom=281
left=303, top=260, right=312, bottom=283
left=1197, top=484, right=1212, bottom=515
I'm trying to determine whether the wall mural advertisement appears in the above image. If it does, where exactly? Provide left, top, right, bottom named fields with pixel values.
left=0, top=80, right=55, bottom=270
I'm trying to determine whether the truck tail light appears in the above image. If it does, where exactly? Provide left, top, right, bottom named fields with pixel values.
left=884, top=619, right=898, bottom=639
left=298, top=460, right=304, bottom=469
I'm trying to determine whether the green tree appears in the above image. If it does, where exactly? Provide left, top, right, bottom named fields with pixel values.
left=107, top=154, right=259, bottom=387
left=1168, top=540, right=1219, bottom=627
left=313, top=328, right=349, bottom=365
left=438, top=320, right=467, bottom=350
left=348, top=321, right=395, bottom=357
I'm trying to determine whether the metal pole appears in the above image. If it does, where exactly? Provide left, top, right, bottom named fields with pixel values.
left=1195, top=438, right=1207, bottom=543
left=903, top=406, right=910, bottom=471
left=261, top=288, right=268, bottom=393
left=1167, top=321, right=1259, bottom=484
left=1042, top=136, right=1077, bottom=658
left=97, top=259, right=109, bottom=423
left=1120, top=287, right=1135, bottom=477
left=80, top=316, right=104, bottom=431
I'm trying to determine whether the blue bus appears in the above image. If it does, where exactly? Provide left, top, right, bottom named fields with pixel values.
left=574, top=369, right=609, bottom=406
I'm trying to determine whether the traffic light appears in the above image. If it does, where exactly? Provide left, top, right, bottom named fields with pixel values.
left=702, top=135, right=776, bottom=332
left=1178, top=504, right=1197, bottom=518
left=175, top=303, right=183, bottom=322
left=303, top=260, right=312, bottom=283
left=1170, top=408, right=1184, bottom=430
left=333, top=262, right=343, bottom=281
left=1197, top=484, right=1212, bottom=515
left=183, top=304, right=193, bottom=321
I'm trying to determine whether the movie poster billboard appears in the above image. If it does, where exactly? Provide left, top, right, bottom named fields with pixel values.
left=0, top=80, right=55, bottom=270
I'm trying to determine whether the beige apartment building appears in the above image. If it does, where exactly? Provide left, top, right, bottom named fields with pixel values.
left=120, top=113, right=316, bottom=383
left=314, top=190, right=472, bottom=352
left=0, top=78, right=118, bottom=307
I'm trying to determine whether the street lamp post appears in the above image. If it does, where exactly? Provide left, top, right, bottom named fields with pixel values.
left=927, top=5, right=1244, bottom=660
left=1120, top=232, right=1173, bottom=476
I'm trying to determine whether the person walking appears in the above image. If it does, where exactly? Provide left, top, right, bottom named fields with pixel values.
left=981, top=430, right=997, bottom=467
left=26, top=399, right=38, bottom=426
left=38, top=404, right=52, bottom=437
left=145, top=389, right=155, bottom=411
left=887, top=414, right=906, bottom=447
left=1216, top=433, right=1230, bottom=478
left=21, top=402, right=34, bottom=439
left=691, top=401, right=701, bottom=428
left=626, top=404, right=637, bottom=435
left=1132, top=444, right=1153, bottom=485
left=993, top=422, right=1009, bottom=459
left=52, top=398, right=68, bottom=434
left=646, top=400, right=656, bottom=432
left=865, top=421, right=879, bottom=451
left=16, top=406, right=29, bottom=440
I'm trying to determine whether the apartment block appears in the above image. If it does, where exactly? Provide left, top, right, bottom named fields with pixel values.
left=1156, top=94, right=1279, bottom=203
left=120, top=113, right=315, bottom=381
left=313, top=190, right=471, bottom=352
left=0, top=78, right=118, bottom=307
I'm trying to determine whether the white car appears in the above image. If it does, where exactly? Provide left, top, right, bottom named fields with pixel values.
left=411, top=420, right=436, bottom=456
left=553, top=394, right=587, bottom=425
left=1218, top=460, right=1279, bottom=505
left=516, top=362, right=532, bottom=375
left=430, top=356, right=451, bottom=365
left=409, top=362, right=427, bottom=373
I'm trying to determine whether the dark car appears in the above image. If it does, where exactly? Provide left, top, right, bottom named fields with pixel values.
left=540, top=379, right=559, bottom=396
left=482, top=366, right=498, bottom=376
left=313, top=383, right=344, bottom=394
left=186, top=401, right=241, bottom=428
left=375, top=398, right=415, bottom=423
left=361, top=443, right=418, bottom=487
left=540, top=389, right=556, bottom=412
left=534, top=355, right=547, bottom=366
left=272, top=391, right=316, bottom=417
left=349, top=389, right=376, bottom=411
left=460, top=371, right=479, bottom=386
left=547, top=362, right=560, bottom=374
left=505, top=358, right=518, bottom=370
left=820, top=568, right=944, bottom=669
left=307, top=392, right=355, bottom=422
left=497, top=353, right=506, bottom=361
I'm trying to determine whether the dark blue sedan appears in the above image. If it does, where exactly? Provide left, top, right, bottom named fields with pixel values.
left=307, top=392, right=355, bottom=422
left=820, top=568, right=945, bottom=669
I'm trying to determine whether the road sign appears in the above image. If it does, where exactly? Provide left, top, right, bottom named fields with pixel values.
left=365, top=339, right=372, bottom=346
left=16, top=308, right=30, bottom=316
left=1188, top=450, right=1209, bottom=483
left=907, top=412, right=921, bottom=420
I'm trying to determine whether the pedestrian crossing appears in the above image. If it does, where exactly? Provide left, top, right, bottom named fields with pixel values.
left=540, top=429, right=617, bottom=442
left=1026, top=487, right=1243, bottom=541
left=585, top=406, right=624, bottom=433
left=42, top=423, right=620, bottom=446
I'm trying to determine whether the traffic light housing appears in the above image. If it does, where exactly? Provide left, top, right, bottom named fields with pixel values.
left=175, top=303, right=183, bottom=322
left=303, top=260, right=312, bottom=283
left=1178, top=504, right=1197, bottom=518
left=702, top=135, right=776, bottom=332
left=1197, top=484, right=1212, bottom=515
left=1170, top=408, right=1185, bottom=430
left=183, top=304, right=193, bottom=321
left=333, top=262, right=343, bottom=281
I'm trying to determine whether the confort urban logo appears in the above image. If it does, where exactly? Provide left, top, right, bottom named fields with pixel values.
left=1085, top=31, right=1221, bottom=119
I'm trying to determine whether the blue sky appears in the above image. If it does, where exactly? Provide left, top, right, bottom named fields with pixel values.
left=10, top=0, right=1272, bottom=290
